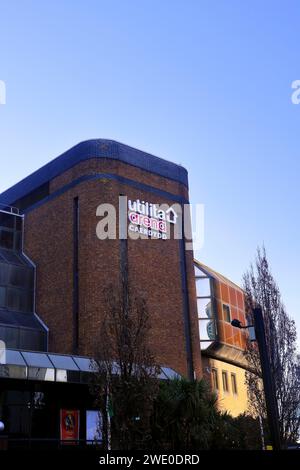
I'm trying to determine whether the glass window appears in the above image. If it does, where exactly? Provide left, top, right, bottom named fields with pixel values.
left=199, top=319, right=216, bottom=341
left=0, top=286, right=6, bottom=308
left=72, top=356, right=95, bottom=372
left=9, top=266, right=33, bottom=289
left=86, top=411, right=102, bottom=444
left=197, top=298, right=212, bottom=318
left=0, top=212, right=14, bottom=229
left=14, top=231, right=22, bottom=251
left=223, top=304, right=231, bottom=323
left=48, top=354, right=79, bottom=371
left=21, top=351, right=53, bottom=368
left=211, top=368, right=219, bottom=390
left=7, top=287, right=33, bottom=312
left=56, top=369, right=81, bottom=383
left=0, top=262, right=9, bottom=285
left=1, top=250, right=25, bottom=265
left=195, top=277, right=211, bottom=297
left=0, top=363, right=27, bottom=380
left=19, top=329, right=47, bottom=351
left=27, top=367, right=55, bottom=381
left=194, top=265, right=204, bottom=276
left=0, top=230, right=14, bottom=250
left=0, top=325, right=20, bottom=349
left=16, top=216, right=23, bottom=231
left=231, top=373, right=238, bottom=395
left=222, top=371, right=229, bottom=392
left=200, top=341, right=213, bottom=350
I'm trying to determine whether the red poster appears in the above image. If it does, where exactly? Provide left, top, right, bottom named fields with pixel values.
left=60, top=409, right=80, bottom=444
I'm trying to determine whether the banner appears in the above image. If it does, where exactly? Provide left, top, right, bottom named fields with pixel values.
left=60, top=409, right=80, bottom=444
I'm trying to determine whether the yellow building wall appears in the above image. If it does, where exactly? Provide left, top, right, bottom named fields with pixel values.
left=203, top=357, right=248, bottom=417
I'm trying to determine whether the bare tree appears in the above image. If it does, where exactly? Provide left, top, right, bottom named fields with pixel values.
left=243, top=246, right=300, bottom=445
left=91, top=283, right=160, bottom=450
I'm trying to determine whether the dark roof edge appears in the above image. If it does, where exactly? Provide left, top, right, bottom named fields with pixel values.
left=0, top=139, right=189, bottom=206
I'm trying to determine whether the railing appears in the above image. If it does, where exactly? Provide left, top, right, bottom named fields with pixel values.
left=0, top=203, right=19, bottom=215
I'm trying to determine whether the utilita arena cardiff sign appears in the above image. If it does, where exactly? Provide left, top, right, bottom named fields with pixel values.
left=128, top=199, right=178, bottom=239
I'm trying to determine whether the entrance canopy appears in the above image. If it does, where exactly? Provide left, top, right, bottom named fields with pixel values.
left=0, top=348, right=180, bottom=384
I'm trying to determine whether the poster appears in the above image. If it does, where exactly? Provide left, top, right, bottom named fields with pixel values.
left=60, top=409, right=80, bottom=444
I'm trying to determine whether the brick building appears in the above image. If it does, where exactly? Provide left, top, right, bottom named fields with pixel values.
left=0, top=140, right=202, bottom=445
left=0, top=139, right=201, bottom=379
left=0, top=139, right=253, bottom=445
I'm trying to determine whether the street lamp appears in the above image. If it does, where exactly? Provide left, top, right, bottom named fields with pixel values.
left=231, top=306, right=281, bottom=450
left=231, top=318, right=249, bottom=329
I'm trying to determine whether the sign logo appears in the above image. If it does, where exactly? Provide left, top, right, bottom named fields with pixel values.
left=95, top=195, right=205, bottom=250
left=128, top=199, right=178, bottom=240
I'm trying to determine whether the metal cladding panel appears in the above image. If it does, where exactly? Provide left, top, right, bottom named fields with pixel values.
left=0, top=139, right=188, bottom=206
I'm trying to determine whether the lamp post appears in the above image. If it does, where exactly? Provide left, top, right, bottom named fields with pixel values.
left=231, top=306, right=281, bottom=450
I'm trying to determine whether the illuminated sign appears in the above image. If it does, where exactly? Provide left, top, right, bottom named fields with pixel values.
left=128, top=199, right=178, bottom=239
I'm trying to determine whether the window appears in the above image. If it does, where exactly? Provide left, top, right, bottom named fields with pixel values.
left=222, top=371, right=229, bottom=392
left=14, top=231, right=22, bottom=251
left=197, top=298, right=212, bottom=318
left=231, top=373, right=238, bottom=395
left=0, top=250, right=25, bottom=265
left=0, top=286, right=6, bottom=308
left=7, top=287, right=33, bottom=312
left=0, top=230, right=14, bottom=250
left=194, top=265, right=203, bottom=276
left=195, top=277, right=211, bottom=297
left=223, top=304, right=231, bottom=323
left=86, top=411, right=102, bottom=444
left=16, top=216, right=22, bottom=231
left=211, top=368, right=219, bottom=390
left=9, top=266, right=33, bottom=289
left=0, top=263, right=9, bottom=284
left=0, top=212, right=15, bottom=229
left=199, top=319, right=216, bottom=341
left=195, top=267, right=216, bottom=351
left=0, top=212, right=23, bottom=252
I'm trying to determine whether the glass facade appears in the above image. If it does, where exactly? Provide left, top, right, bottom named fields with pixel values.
left=194, top=264, right=217, bottom=350
left=222, top=371, right=229, bottom=392
left=0, top=210, right=22, bottom=251
left=0, top=209, right=47, bottom=351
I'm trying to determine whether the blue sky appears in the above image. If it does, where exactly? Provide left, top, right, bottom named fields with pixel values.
left=1, top=1, right=300, bottom=333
